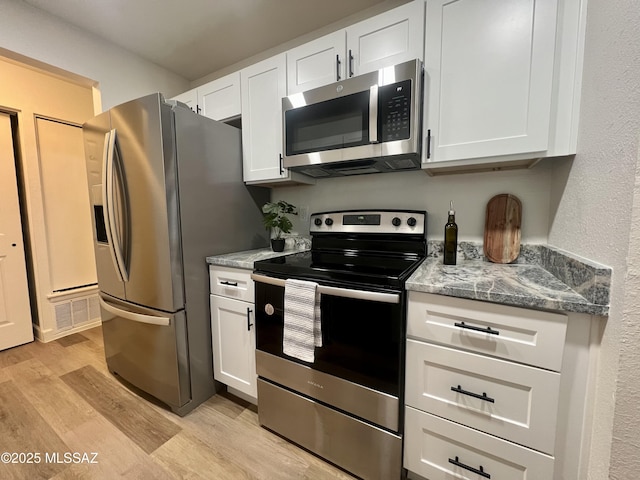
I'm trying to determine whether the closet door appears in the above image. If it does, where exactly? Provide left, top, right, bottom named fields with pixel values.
left=0, top=113, right=33, bottom=350
left=36, top=118, right=97, bottom=292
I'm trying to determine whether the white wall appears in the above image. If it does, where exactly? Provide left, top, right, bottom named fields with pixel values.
left=612, top=138, right=640, bottom=478
left=274, top=161, right=555, bottom=243
left=0, top=0, right=189, bottom=110
left=546, top=0, right=640, bottom=478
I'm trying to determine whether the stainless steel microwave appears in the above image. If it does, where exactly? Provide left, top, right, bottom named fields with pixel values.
left=282, top=59, right=423, bottom=178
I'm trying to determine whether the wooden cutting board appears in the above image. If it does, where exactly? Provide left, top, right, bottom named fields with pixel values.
left=483, top=194, right=522, bottom=263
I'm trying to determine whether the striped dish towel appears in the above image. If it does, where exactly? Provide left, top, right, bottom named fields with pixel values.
left=283, top=279, right=322, bottom=363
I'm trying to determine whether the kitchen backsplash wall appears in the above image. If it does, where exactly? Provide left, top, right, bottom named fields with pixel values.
left=273, top=158, right=560, bottom=243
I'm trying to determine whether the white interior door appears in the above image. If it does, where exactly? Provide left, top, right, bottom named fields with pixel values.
left=0, top=112, right=34, bottom=350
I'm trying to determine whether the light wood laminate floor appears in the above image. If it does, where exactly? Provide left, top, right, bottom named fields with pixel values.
left=0, top=327, right=356, bottom=480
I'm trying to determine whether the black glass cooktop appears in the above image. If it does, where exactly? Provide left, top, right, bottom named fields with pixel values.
left=254, top=250, right=424, bottom=290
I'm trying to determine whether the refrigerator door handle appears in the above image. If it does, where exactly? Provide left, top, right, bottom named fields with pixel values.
left=99, top=297, right=171, bottom=326
left=103, top=128, right=129, bottom=282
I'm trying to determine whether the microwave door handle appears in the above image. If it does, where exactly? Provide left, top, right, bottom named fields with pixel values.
left=369, top=84, right=379, bottom=143
left=250, top=273, right=399, bottom=304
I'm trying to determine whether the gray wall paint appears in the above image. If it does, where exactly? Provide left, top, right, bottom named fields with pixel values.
left=274, top=160, right=555, bottom=244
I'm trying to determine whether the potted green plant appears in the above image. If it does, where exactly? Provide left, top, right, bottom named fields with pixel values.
left=262, top=200, right=298, bottom=252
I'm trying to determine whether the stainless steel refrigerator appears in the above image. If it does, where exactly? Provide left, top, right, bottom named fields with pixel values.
left=83, top=93, right=268, bottom=416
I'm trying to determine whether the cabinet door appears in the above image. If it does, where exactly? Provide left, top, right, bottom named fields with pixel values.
left=170, top=88, right=198, bottom=113
left=240, top=54, right=288, bottom=183
left=423, top=0, right=558, bottom=163
left=197, top=71, right=241, bottom=121
left=210, top=295, right=257, bottom=399
left=346, top=0, right=424, bottom=77
left=287, top=31, right=346, bottom=95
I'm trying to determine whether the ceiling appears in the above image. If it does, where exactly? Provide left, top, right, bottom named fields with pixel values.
left=21, top=0, right=397, bottom=81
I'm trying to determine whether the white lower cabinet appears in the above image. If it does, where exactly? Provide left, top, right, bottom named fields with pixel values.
left=405, top=340, right=561, bottom=454
left=209, top=266, right=257, bottom=402
left=404, top=292, right=577, bottom=479
left=404, top=407, right=555, bottom=480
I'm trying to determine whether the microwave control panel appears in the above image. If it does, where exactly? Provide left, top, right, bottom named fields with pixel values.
left=379, top=79, right=412, bottom=142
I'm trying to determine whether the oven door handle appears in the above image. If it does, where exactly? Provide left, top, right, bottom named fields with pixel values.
left=250, top=273, right=400, bottom=304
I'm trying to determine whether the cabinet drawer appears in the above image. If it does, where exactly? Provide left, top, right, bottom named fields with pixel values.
left=209, top=266, right=254, bottom=301
left=404, top=407, right=554, bottom=480
left=405, top=339, right=560, bottom=454
left=407, top=292, right=567, bottom=371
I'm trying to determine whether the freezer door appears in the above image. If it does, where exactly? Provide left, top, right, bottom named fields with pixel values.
left=100, top=294, right=191, bottom=408
left=83, top=111, right=126, bottom=300
left=110, top=93, right=184, bottom=311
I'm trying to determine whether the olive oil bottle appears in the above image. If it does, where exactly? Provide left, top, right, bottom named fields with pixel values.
left=444, top=201, right=458, bottom=265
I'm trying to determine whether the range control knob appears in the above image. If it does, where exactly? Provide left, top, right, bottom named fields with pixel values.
left=325, top=218, right=334, bottom=226
left=407, top=217, right=417, bottom=227
left=314, top=218, right=322, bottom=226
left=392, top=217, right=402, bottom=227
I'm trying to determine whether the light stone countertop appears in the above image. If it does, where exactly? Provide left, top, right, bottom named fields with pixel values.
left=206, top=247, right=308, bottom=270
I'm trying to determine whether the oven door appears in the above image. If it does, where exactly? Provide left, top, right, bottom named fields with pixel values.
left=252, top=274, right=405, bottom=432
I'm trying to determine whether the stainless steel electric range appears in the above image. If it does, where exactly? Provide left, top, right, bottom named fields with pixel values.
left=251, top=209, right=427, bottom=480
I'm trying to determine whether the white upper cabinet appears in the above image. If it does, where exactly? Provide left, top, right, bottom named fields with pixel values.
left=170, top=89, right=197, bottom=112
left=170, top=72, right=241, bottom=121
left=240, top=54, right=315, bottom=185
left=346, top=0, right=424, bottom=77
left=241, top=54, right=289, bottom=183
left=422, top=0, right=585, bottom=172
left=287, top=31, right=346, bottom=95
left=197, top=71, right=241, bottom=121
left=286, top=0, right=424, bottom=95
left=424, top=0, right=557, bottom=164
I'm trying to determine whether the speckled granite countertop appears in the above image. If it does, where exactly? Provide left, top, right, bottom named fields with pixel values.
left=408, top=242, right=611, bottom=316
left=207, top=240, right=611, bottom=317
left=206, top=247, right=309, bottom=270
left=206, top=242, right=310, bottom=270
